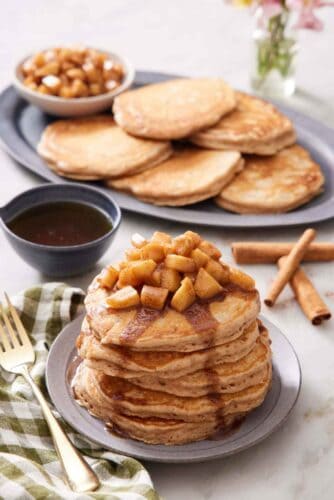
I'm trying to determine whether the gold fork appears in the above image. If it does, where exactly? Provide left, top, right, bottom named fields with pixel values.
left=0, top=292, right=100, bottom=493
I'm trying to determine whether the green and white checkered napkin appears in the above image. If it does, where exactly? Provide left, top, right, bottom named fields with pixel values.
left=0, top=283, right=159, bottom=500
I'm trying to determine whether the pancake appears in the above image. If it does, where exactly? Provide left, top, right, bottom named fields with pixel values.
left=78, top=319, right=261, bottom=379
left=73, top=361, right=271, bottom=423
left=85, top=282, right=260, bottom=352
left=190, top=92, right=296, bottom=155
left=74, top=398, right=245, bottom=445
left=37, top=115, right=173, bottom=179
left=72, top=229, right=272, bottom=445
left=127, top=333, right=271, bottom=397
left=107, top=147, right=243, bottom=206
left=113, top=78, right=236, bottom=140
left=216, top=145, right=325, bottom=214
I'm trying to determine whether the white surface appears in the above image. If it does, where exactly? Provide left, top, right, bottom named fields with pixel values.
left=1, top=1, right=334, bottom=499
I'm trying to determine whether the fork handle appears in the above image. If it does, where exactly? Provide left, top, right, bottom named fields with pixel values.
left=20, top=365, right=100, bottom=493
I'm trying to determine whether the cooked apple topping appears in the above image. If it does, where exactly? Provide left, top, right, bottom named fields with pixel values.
left=21, top=46, right=124, bottom=98
left=99, top=230, right=255, bottom=312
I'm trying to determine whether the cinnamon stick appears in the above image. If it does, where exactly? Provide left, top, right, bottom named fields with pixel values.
left=264, top=228, right=316, bottom=307
left=232, top=242, right=334, bottom=264
left=278, top=256, right=331, bottom=325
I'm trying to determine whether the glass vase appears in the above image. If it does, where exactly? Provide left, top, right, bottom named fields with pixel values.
left=251, top=7, right=298, bottom=98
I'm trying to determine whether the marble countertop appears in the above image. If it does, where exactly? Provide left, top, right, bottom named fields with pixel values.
left=1, top=1, right=334, bottom=498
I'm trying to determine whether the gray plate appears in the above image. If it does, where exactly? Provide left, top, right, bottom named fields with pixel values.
left=1, top=71, right=333, bottom=228
left=46, top=314, right=301, bottom=463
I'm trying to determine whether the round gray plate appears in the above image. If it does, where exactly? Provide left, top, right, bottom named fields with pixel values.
left=46, top=314, right=301, bottom=463
left=0, top=71, right=334, bottom=228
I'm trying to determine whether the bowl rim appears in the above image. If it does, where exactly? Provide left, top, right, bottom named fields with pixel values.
left=0, top=183, right=122, bottom=252
left=13, top=46, right=135, bottom=104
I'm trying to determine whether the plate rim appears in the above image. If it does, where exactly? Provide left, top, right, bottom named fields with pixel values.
left=46, top=313, right=301, bottom=463
left=0, top=72, right=334, bottom=228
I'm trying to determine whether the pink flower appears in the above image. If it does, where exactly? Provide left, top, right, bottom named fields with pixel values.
left=295, top=6, right=323, bottom=30
left=262, top=0, right=283, bottom=18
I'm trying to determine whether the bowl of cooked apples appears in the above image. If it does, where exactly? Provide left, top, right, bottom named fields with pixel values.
left=13, top=46, right=135, bottom=116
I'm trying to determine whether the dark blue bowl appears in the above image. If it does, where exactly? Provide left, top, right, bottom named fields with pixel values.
left=0, top=183, right=121, bottom=277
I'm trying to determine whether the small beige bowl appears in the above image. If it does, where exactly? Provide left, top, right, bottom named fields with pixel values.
left=13, top=49, right=135, bottom=117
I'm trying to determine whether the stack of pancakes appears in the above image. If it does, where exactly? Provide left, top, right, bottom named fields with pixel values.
left=38, top=78, right=325, bottom=214
left=73, top=230, right=272, bottom=445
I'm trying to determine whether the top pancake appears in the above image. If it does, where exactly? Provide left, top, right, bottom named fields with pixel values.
left=190, top=92, right=296, bottom=155
left=113, top=78, right=236, bottom=140
left=107, top=147, right=243, bottom=206
left=85, top=281, right=260, bottom=352
left=216, top=144, right=325, bottom=214
left=37, top=115, right=172, bottom=179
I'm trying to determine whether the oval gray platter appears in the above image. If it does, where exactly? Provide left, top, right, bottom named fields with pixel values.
left=0, top=71, right=334, bottom=228
left=46, top=314, right=301, bottom=463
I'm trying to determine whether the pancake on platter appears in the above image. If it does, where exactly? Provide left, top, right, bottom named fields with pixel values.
left=113, top=78, right=236, bottom=140
left=37, top=115, right=173, bottom=180
left=190, top=92, right=296, bottom=155
left=107, top=147, right=243, bottom=206
left=216, top=144, right=325, bottom=214
left=72, top=229, right=272, bottom=445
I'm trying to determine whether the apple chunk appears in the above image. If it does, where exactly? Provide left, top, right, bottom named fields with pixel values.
left=229, top=267, right=255, bottom=290
left=118, top=259, right=157, bottom=287
left=106, top=286, right=140, bottom=309
left=205, top=259, right=230, bottom=284
left=198, top=240, right=222, bottom=260
left=98, top=266, right=118, bottom=289
left=131, top=233, right=147, bottom=248
left=141, top=285, right=169, bottom=310
left=165, top=254, right=196, bottom=273
left=140, top=242, right=166, bottom=262
left=171, top=277, right=196, bottom=312
left=160, top=267, right=181, bottom=292
left=191, top=248, right=209, bottom=269
left=194, top=268, right=223, bottom=299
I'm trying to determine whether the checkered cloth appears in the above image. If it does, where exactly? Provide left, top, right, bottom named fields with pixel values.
left=0, top=283, right=159, bottom=500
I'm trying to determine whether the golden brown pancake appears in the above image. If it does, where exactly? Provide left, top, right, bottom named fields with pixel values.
left=78, top=319, right=261, bottom=379
left=216, top=145, right=325, bottom=214
left=85, top=281, right=260, bottom=352
left=38, top=115, right=173, bottom=179
left=107, top=147, right=243, bottom=206
left=72, top=230, right=272, bottom=445
left=191, top=92, right=296, bottom=155
left=74, top=361, right=271, bottom=423
left=113, top=78, right=236, bottom=140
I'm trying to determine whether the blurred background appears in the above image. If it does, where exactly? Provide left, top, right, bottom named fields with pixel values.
left=1, top=0, right=333, bottom=124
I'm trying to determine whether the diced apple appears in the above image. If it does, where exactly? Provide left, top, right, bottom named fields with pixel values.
left=198, top=240, right=222, bottom=260
left=191, top=248, right=210, bottom=269
left=145, top=268, right=161, bottom=286
left=173, top=235, right=195, bottom=256
left=118, top=266, right=138, bottom=287
left=131, top=233, right=147, bottom=248
left=229, top=267, right=255, bottom=290
left=171, top=277, right=196, bottom=312
left=118, top=259, right=157, bottom=287
left=130, top=259, right=157, bottom=281
left=125, top=248, right=142, bottom=261
left=205, top=258, right=230, bottom=284
left=140, top=242, right=166, bottom=262
left=160, top=267, right=181, bottom=292
left=184, top=230, right=201, bottom=247
left=106, top=286, right=140, bottom=309
left=141, top=285, right=169, bottom=310
left=151, top=231, right=172, bottom=245
left=194, top=268, right=223, bottom=299
left=165, top=254, right=196, bottom=273
left=97, top=266, right=119, bottom=289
